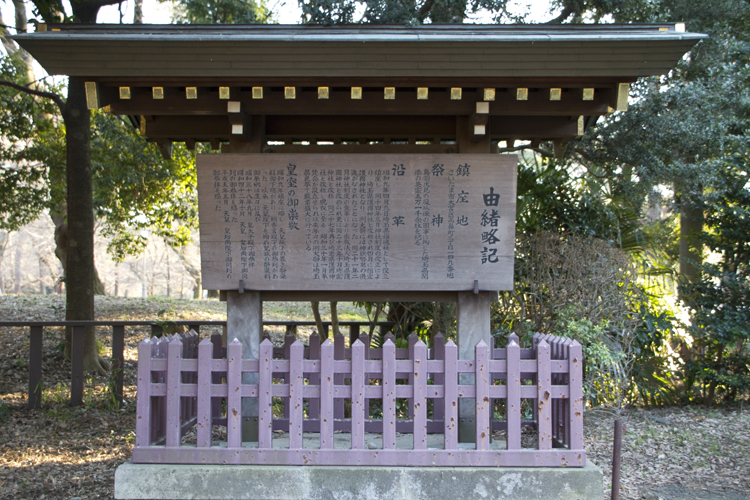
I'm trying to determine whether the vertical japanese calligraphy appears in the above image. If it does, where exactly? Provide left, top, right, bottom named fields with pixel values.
left=198, top=154, right=517, bottom=291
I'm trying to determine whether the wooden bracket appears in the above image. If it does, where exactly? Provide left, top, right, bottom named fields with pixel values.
left=158, top=141, right=173, bottom=160
left=228, top=114, right=252, bottom=141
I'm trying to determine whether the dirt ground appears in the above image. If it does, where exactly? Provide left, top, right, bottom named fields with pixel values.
left=0, top=296, right=748, bottom=500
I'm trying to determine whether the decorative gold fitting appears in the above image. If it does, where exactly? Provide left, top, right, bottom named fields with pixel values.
left=384, top=87, right=395, bottom=100
left=483, top=88, right=495, bottom=101
left=84, top=82, right=99, bottom=109
left=351, top=87, right=362, bottom=99
left=219, top=87, right=231, bottom=99
left=284, top=87, right=296, bottom=99
left=417, top=87, right=429, bottom=100
left=318, top=87, right=329, bottom=99
left=450, top=88, right=462, bottom=100
left=616, top=83, right=629, bottom=111
left=252, top=87, right=264, bottom=99
left=119, top=87, right=131, bottom=99
left=550, top=88, right=562, bottom=101
left=186, top=87, right=198, bottom=99
left=582, top=88, right=595, bottom=101
left=152, top=87, right=164, bottom=99
left=516, top=88, right=528, bottom=101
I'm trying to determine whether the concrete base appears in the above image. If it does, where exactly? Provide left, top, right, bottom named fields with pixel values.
left=115, top=461, right=603, bottom=500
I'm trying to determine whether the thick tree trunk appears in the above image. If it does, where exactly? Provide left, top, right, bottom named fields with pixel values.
left=53, top=211, right=106, bottom=296
left=63, top=76, right=106, bottom=374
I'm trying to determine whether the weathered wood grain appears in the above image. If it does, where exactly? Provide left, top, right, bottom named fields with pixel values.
left=198, top=154, right=517, bottom=291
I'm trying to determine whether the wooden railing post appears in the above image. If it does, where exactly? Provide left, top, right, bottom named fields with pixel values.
left=351, top=339, right=365, bottom=449
left=432, top=333, right=445, bottom=424
left=537, top=340, right=551, bottom=450
left=475, top=340, right=490, bottom=450
left=319, top=339, right=334, bottom=449
left=443, top=340, right=458, bottom=450
left=258, top=339, right=273, bottom=449
left=135, top=338, right=152, bottom=447
left=210, top=333, right=223, bottom=424
left=112, top=325, right=125, bottom=406
left=506, top=337, right=521, bottom=450
left=289, top=340, right=304, bottom=449
left=569, top=340, right=584, bottom=452
left=308, top=332, right=321, bottom=420
left=413, top=339, right=427, bottom=449
left=196, top=337, right=213, bottom=448
left=382, top=338, right=396, bottom=449
left=227, top=339, right=242, bottom=449
left=70, top=326, right=85, bottom=407
left=407, top=332, right=418, bottom=422
left=28, top=326, right=43, bottom=409
left=166, top=336, right=183, bottom=447
left=333, top=332, right=345, bottom=424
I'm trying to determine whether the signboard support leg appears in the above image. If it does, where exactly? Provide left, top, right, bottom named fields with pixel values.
left=457, top=291, right=491, bottom=443
left=227, top=290, right=262, bottom=442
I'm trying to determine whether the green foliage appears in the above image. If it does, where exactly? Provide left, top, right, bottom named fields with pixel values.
left=0, top=48, right=199, bottom=260
left=299, top=0, right=519, bottom=25
left=0, top=51, right=63, bottom=230
left=90, top=112, right=198, bottom=260
left=164, top=0, right=272, bottom=24
left=680, top=154, right=750, bottom=402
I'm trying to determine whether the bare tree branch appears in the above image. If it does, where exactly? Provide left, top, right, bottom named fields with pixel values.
left=0, top=79, right=65, bottom=111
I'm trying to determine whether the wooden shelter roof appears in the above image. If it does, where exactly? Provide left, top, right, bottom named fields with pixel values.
left=14, top=23, right=704, bottom=79
left=11, top=23, right=705, bottom=158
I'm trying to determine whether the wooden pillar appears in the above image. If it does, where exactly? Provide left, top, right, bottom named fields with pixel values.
left=457, top=291, right=491, bottom=443
left=456, top=112, right=493, bottom=442
left=226, top=290, right=262, bottom=441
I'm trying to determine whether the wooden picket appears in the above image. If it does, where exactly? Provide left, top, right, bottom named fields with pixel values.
left=133, top=332, right=586, bottom=467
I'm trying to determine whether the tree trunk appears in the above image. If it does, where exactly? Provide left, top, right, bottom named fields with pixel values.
left=173, top=245, right=201, bottom=298
left=134, top=0, right=143, bottom=24
left=63, top=76, right=106, bottom=374
left=13, top=236, right=22, bottom=294
left=677, top=185, right=704, bottom=297
left=52, top=211, right=105, bottom=296
left=330, top=301, right=340, bottom=337
left=311, top=301, right=325, bottom=338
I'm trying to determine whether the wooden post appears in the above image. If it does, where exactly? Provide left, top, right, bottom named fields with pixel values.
left=258, top=339, right=273, bottom=449
left=227, top=339, right=242, bottom=448
left=226, top=290, right=262, bottom=441
left=165, top=337, right=182, bottom=447
left=319, top=339, right=334, bottom=449
left=457, top=291, right=491, bottom=442
left=506, top=337, right=521, bottom=450
left=70, top=326, right=85, bottom=407
left=196, top=338, right=213, bottom=448
left=135, top=338, right=152, bottom=447
left=112, top=325, right=125, bottom=406
left=28, top=326, right=43, bottom=409
left=382, top=339, right=396, bottom=449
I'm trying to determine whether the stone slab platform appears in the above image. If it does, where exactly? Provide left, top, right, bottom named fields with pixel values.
left=115, top=461, right=603, bottom=500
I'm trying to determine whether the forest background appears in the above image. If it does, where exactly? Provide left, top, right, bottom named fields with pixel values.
left=1, top=0, right=749, bottom=408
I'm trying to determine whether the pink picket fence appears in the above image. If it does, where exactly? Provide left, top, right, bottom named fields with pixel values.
left=133, top=331, right=585, bottom=467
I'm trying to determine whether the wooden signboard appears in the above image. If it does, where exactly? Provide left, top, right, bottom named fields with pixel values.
left=197, top=154, right=517, bottom=291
